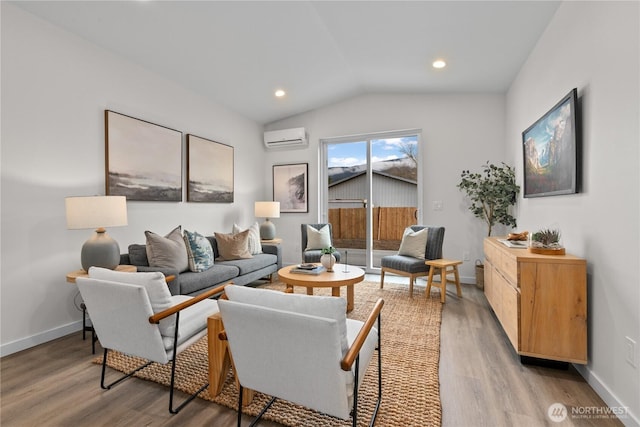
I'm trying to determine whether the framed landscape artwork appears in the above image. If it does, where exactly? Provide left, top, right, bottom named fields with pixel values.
left=105, top=110, right=182, bottom=201
left=186, top=134, right=234, bottom=203
left=522, top=88, right=580, bottom=198
left=273, top=163, right=308, bottom=213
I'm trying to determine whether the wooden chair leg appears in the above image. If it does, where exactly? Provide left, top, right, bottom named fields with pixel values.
left=453, top=266, right=462, bottom=297
left=380, top=269, right=385, bottom=289
left=409, top=275, right=414, bottom=298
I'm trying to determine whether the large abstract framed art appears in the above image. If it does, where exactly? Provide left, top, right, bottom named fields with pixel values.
left=105, top=110, right=182, bottom=201
left=522, top=88, right=580, bottom=198
left=273, top=163, right=308, bottom=213
left=186, top=134, right=234, bottom=203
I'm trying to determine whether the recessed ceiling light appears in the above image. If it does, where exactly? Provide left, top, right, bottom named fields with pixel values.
left=275, top=89, right=286, bottom=97
left=432, top=60, right=447, bottom=69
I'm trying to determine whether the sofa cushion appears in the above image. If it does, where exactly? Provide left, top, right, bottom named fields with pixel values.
left=128, top=244, right=149, bottom=266
left=87, top=267, right=176, bottom=338
left=217, top=253, right=277, bottom=276
left=225, top=285, right=349, bottom=356
left=305, top=224, right=332, bottom=250
left=183, top=229, right=214, bottom=272
left=178, top=264, right=239, bottom=295
left=215, top=230, right=252, bottom=260
left=145, top=226, right=189, bottom=273
left=397, top=226, right=428, bottom=258
left=232, top=222, right=262, bottom=255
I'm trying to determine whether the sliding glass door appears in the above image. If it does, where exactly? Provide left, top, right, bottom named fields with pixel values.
left=320, top=130, right=421, bottom=272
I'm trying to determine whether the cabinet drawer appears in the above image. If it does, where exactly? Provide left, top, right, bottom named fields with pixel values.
left=498, top=251, right=518, bottom=285
left=501, top=281, right=520, bottom=351
left=484, top=240, right=497, bottom=264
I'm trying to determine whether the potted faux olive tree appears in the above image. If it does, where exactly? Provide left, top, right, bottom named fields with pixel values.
left=457, top=161, right=520, bottom=288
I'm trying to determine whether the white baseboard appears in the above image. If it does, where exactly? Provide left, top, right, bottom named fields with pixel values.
left=0, top=320, right=82, bottom=357
left=575, top=364, right=639, bottom=427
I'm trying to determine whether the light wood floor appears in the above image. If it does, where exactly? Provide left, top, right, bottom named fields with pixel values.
left=0, top=276, right=621, bottom=426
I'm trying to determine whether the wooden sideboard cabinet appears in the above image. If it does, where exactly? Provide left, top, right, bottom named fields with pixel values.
left=483, top=237, right=587, bottom=364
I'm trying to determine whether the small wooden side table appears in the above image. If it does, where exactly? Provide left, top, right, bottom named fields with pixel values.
left=208, top=313, right=254, bottom=405
left=66, top=265, right=137, bottom=353
left=425, top=259, right=463, bottom=303
left=261, top=238, right=282, bottom=245
left=66, top=264, right=137, bottom=283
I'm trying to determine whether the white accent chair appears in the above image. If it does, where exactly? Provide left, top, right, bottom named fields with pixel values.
left=76, top=267, right=223, bottom=414
left=218, top=285, right=383, bottom=427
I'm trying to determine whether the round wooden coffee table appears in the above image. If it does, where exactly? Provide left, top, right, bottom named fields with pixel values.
left=278, top=264, right=365, bottom=312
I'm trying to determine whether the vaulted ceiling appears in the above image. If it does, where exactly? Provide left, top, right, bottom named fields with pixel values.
left=13, top=1, right=560, bottom=124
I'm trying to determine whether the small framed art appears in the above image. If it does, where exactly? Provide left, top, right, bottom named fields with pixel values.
left=273, top=163, right=308, bottom=213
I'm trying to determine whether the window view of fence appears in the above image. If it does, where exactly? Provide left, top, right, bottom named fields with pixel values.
left=329, top=206, right=417, bottom=251
left=324, top=134, right=419, bottom=269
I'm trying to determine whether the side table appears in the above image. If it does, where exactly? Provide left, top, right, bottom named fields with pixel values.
left=66, top=265, right=137, bottom=353
left=208, top=313, right=254, bottom=405
left=425, top=259, right=463, bottom=303
left=260, top=238, right=282, bottom=245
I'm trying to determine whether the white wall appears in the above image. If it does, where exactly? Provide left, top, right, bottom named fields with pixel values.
left=505, top=2, right=639, bottom=425
left=0, top=4, right=265, bottom=356
left=264, top=93, right=507, bottom=275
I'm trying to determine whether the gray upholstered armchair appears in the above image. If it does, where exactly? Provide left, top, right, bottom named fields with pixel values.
left=380, top=225, right=445, bottom=297
left=300, top=223, right=342, bottom=263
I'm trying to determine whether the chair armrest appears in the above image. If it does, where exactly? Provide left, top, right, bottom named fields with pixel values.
left=341, top=298, right=384, bottom=371
left=149, top=282, right=228, bottom=324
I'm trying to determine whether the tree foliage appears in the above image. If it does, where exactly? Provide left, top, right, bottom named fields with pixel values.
left=457, top=162, right=520, bottom=236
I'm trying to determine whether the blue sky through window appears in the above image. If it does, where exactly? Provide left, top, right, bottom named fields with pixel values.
left=327, top=136, right=418, bottom=168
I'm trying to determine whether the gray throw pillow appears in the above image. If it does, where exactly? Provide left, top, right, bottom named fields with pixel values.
left=145, top=226, right=189, bottom=273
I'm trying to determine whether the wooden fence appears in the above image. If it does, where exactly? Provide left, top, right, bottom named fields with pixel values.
left=328, top=207, right=417, bottom=250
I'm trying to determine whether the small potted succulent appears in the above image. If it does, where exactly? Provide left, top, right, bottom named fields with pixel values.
left=320, top=246, right=337, bottom=272
left=529, top=228, right=565, bottom=255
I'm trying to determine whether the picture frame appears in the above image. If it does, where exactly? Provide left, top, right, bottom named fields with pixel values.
left=105, top=110, right=182, bottom=201
left=186, top=134, right=234, bottom=203
left=522, top=88, right=580, bottom=198
left=273, top=163, right=308, bottom=213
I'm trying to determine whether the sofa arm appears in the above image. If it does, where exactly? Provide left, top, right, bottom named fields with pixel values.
left=262, top=244, right=282, bottom=269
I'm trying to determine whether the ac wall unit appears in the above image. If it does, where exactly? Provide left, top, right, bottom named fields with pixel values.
left=264, top=127, right=308, bottom=149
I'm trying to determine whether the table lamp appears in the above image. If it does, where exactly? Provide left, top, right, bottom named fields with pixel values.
left=65, top=196, right=128, bottom=271
left=254, top=201, right=280, bottom=240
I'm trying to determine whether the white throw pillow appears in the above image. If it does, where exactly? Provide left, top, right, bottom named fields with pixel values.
left=397, top=227, right=429, bottom=259
left=306, top=224, right=332, bottom=250
left=232, top=222, right=262, bottom=255
left=225, top=285, right=349, bottom=356
left=145, top=226, right=189, bottom=273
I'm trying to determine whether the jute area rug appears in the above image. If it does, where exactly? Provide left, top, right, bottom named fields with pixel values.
left=96, top=280, right=443, bottom=426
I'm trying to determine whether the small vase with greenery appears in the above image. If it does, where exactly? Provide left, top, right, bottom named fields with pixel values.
left=320, top=246, right=336, bottom=272
left=457, top=161, right=520, bottom=237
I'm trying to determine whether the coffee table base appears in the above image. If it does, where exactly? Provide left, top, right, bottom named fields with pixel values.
left=285, top=283, right=356, bottom=312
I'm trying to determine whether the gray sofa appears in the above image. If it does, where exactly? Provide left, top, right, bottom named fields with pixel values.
left=119, top=236, right=282, bottom=297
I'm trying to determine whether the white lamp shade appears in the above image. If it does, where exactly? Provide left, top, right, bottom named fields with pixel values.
left=65, top=196, right=128, bottom=229
left=254, top=201, right=280, bottom=219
